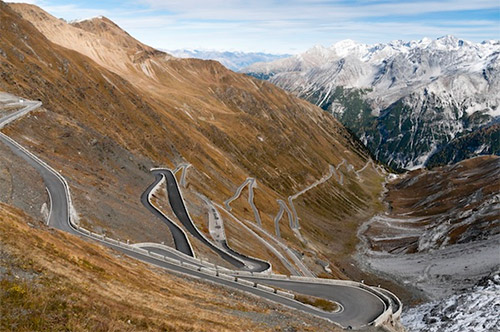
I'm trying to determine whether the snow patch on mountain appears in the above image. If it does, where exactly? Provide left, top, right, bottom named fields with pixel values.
left=68, top=16, right=104, bottom=24
left=403, top=271, right=500, bottom=332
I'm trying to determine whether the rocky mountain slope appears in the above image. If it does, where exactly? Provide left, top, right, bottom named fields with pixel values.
left=402, top=270, right=500, bottom=332
left=357, top=156, right=500, bottom=329
left=3, top=2, right=386, bottom=281
left=244, top=37, right=500, bottom=169
left=361, top=156, right=499, bottom=256
left=426, top=121, right=500, bottom=167
left=167, top=49, right=289, bottom=71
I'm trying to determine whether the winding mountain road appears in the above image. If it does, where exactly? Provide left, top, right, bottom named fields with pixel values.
left=0, top=99, right=399, bottom=330
left=224, top=177, right=262, bottom=226
left=243, top=277, right=385, bottom=328
left=159, top=169, right=270, bottom=272
left=142, top=171, right=265, bottom=272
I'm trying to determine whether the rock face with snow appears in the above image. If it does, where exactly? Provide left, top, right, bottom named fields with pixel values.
left=243, top=36, right=500, bottom=169
left=402, top=271, right=500, bottom=332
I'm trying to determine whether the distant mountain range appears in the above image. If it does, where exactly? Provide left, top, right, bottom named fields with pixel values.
left=243, top=36, right=500, bottom=170
left=166, top=49, right=290, bottom=71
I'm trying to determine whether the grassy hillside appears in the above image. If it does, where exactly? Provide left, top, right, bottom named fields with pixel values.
left=0, top=202, right=339, bottom=331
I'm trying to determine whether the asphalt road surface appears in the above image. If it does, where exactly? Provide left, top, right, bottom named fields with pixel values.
left=0, top=100, right=42, bottom=129
left=141, top=172, right=194, bottom=256
left=243, top=277, right=385, bottom=328
left=0, top=132, right=73, bottom=233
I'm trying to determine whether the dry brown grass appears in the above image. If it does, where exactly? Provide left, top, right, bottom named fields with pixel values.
left=0, top=202, right=341, bottom=331
left=295, top=294, right=339, bottom=312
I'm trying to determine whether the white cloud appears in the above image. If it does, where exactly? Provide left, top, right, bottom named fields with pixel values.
left=6, top=0, right=40, bottom=4
left=135, top=0, right=499, bottom=21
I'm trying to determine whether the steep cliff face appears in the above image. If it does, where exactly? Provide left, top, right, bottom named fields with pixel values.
left=244, top=37, right=500, bottom=169
left=2, top=2, right=384, bottom=276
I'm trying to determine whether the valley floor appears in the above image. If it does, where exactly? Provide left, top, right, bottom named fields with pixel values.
left=355, top=157, right=500, bottom=331
left=358, top=227, right=500, bottom=300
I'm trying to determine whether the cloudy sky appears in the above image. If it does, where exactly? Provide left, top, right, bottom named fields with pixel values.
left=9, top=0, right=500, bottom=53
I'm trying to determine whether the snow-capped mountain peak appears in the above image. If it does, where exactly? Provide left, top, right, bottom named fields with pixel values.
left=428, top=35, right=463, bottom=50
left=330, top=39, right=369, bottom=59
left=243, top=36, right=500, bottom=170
